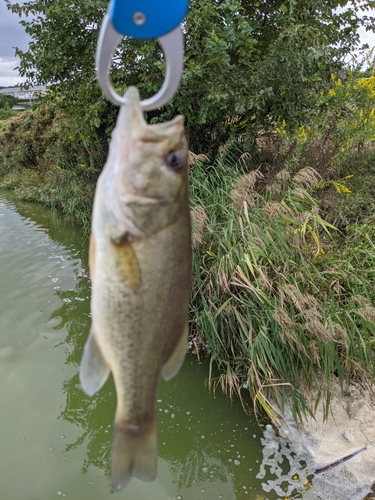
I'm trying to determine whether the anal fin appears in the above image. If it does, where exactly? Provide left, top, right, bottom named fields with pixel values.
left=161, top=323, right=188, bottom=381
left=80, top=329, right=110, bottom=396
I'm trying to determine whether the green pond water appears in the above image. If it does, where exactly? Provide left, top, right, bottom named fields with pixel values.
left=0, top=193, right=297, bottom=500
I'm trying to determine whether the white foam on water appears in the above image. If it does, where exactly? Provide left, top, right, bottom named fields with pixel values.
left=257, top=425, right=313, bottom=499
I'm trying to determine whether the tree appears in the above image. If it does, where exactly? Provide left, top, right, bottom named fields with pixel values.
left=6, top=0, right=375, bottom=154
left=0, top=94, right=16, bottom=110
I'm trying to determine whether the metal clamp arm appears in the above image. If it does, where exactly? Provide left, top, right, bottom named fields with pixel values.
left=96, top=14, right=184, bottom=111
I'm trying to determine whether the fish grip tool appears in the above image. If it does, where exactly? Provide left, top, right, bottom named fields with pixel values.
left=96, top=0, right=189, bottom=110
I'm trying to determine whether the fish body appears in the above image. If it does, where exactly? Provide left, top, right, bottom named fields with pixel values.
left=80, top=87, right=191, bottom=491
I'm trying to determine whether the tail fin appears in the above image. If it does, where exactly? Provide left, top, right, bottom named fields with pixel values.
left=111, top=416, right=157, bottom=492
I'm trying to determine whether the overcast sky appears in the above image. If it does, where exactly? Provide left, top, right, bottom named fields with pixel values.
left=1, top=2, right=375, bottom=88
left=0, top=1, right=29, bottom=87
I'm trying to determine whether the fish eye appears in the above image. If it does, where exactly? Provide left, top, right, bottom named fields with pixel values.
left=166, top=150, right=185, bottom=171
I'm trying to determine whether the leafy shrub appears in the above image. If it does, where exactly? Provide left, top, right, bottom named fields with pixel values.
left=0, top=106, right=99, bottom=231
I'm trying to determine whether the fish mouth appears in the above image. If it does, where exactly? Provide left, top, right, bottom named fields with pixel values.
left=120, top=193, right=174, bottom=205
left=121, top=87, right=146, bottom=132
left=125, top=86, right=141, bottom=107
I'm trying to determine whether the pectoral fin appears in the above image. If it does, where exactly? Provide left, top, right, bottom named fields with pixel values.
left=161, top=323, right=188, bottom=381
left=80, top=329, right=110, bottom=396
left=111, top=235, right=142, bottom=293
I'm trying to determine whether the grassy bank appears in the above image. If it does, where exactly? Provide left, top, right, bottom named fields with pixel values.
left=189, top=154, right=375, bottom=421
left=1, top=95, right=375, bottom=422
left=0, top=106, right=105, bottom=232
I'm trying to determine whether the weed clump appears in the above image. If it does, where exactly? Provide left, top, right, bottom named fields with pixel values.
left=189, top=155, right=375, bottom=422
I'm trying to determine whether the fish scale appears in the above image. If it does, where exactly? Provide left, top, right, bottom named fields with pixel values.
left=80, top=86, right=191, bottom=491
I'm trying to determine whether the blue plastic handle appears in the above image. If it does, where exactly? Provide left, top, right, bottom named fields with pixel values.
left=109, top=0, right=189, bottom=40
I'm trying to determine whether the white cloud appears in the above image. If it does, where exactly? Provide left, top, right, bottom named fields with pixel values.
left=0, top=58, right=26, bottom=87
left=0, top=1, right=30, bottom=87
left=359, top=25, right=375, bottom=48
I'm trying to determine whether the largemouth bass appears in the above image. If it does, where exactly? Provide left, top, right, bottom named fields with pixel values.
left=79, top=87, right=191, bottom=491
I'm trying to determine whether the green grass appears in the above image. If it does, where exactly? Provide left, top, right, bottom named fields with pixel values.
left=189, top=156, right=375, bottom=422
left=0, top=114, right=19, bottom=138
left=0, top=168, right=95, bottom=232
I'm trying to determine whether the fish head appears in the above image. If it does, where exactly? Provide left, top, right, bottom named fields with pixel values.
left=104, top=87, right=189, bottom=237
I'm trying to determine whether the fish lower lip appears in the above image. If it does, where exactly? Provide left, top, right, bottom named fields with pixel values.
left=121, top=194, right=170, bottom=204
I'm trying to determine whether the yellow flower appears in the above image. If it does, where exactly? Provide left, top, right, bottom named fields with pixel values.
left=293, top=475, right=298, bottom=480
left=56, top=165, right=61, bottom=170
left=337, top=78, right=342, bottom=86
left=297, top=125, right=305, bottom=141
left=282, top=119, right=287, bottom=127
left=79, top=163, right=86, bottom=168
left=359, top=109, right=363, bottom=117
left=334, top=180, right=351, bottom=194
left=331, top=73, right=335, bottom=80
left=68, top=135, right=73, bottom=140
left=328, top=89, right=336, bottom=97
left=358, top=78, right=369, bottom=88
